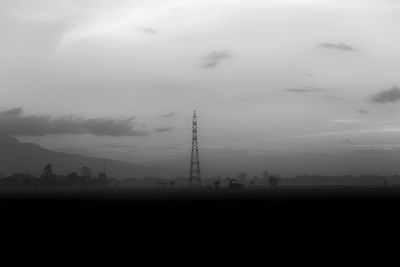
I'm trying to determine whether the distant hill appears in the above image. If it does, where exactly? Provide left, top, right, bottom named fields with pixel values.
left=0, top=135, right=179, bottom=178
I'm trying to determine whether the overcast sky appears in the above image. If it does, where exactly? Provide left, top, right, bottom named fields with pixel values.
left=2, top=0, right=400, bottom=177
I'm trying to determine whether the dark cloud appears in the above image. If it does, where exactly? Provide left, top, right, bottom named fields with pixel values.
left=140, top=27, right=157, bottom=34
left=154, top=126, right=174, bottom=133
left=356, top=109, right=370, bottom=114
left=203, top=50, right=232, bottom=68
left=369, top=86, right=400, bottom=104
left=318, top=43, right=359, bottom=52
left=0, top=108, right=147, bottom=136
left=160, top=111, right=176, bottom=118
left=285, top=87, right=325, bottom=93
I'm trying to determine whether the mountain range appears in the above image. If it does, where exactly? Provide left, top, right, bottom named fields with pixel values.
left=0, top=135, right=179, bottom=178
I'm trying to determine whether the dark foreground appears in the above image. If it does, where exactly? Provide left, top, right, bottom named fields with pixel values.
left=2, top=186, right=400, bottom=243
left=0, top=185, right=399, bottom=200
left=1, top=186, right=400, bottom=215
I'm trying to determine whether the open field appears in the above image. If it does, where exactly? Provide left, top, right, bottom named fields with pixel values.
left=1, top=185, right=399, bottom=231
left=0, top=185, right=400, bottom=200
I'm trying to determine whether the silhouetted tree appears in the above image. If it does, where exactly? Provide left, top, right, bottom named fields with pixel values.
left=8, top=173, right=36, bottom=185
left=66, top=172, right=82, bottom=184
left=42, top=163, right=53, bottom=179
left=97, top=172, right=107, bottom=180
left=269, top=175, right=280, bottom=189
left=66, top=172, right=78, bottom=179
left=213, top=180, right=220, bottom=189
left=158, top=180, right=169, bottom=187
left=109, top=178, right=118, bottom=186
left=237, top=172, right=247, bottom=182
left=262, top=170, right=269, bottom=180
left=80, top=166, right=93, bottom=180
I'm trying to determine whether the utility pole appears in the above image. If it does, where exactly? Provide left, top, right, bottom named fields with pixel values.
left=189, top=110, right=201, bottom=187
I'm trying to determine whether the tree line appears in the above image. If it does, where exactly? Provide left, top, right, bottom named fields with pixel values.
left=0, top=163, right=117, bottom=187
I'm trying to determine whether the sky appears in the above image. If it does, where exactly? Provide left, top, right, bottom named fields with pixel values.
left=2, top=0, right=400, bottom=177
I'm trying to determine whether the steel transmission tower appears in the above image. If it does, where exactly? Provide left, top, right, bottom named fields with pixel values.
left=189, top=110, right=201, bottom=187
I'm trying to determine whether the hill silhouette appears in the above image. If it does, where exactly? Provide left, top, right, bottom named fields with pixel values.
left=0, top=135, right=178, bottom=178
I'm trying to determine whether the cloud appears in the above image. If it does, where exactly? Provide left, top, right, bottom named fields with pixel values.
left=297, top=125, right=400, bottom=139
left=325, top=95, right=343, bottom=101
left=154, top=126, right=174, bottom=133
left=10, top=11, right=62, bottom=22
left=352, top=143, right=400, bottom=152
left=140, top=27, right=158, bottom=34
left=369, top=86, right=400, bottom=104
left=285, top=87, right=325, bottom=93
left=160, top=111, right=176, bottom=118
left=331, top=119, right=360, bottom=124
left=356, top=109, right=370, bottom=114
left=318, top=43, right=359, bottom=52
left=203, top=50, right=232, bottom=68
left=0, top=108, right=147, bottom=136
